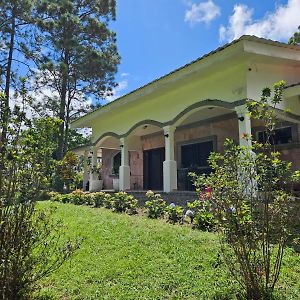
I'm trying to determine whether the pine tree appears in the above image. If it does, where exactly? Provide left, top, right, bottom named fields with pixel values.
left=33, top=0, right=120, bottom=160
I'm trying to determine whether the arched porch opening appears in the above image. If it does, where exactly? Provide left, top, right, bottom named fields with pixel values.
left=172, top=104, right=238, bottom=191
left=93, top=134, right=120, bottom=191
left=125, top=121, right=164, bottom=191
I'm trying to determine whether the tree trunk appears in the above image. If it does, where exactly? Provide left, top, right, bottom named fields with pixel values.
left=57, top=52, right=69, bottom=160
left=0, top=6, right=16, bottom=195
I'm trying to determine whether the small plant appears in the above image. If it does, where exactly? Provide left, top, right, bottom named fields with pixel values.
left=103, top=193, right=114, bottom=209
left=145, top=190, right=166, bottom=218
left=112, top=192, right=138, bottom=214
left=165, top=203, right=184, bottom=224
left=48, top=191, right=61, bottom=202
left=186, top=193, right=216, bottom=231
left=91, top=163, right=102, bottom=180
left=92, top=192, right=107, bottom=207
left=70, top=189, right=87, bottom=205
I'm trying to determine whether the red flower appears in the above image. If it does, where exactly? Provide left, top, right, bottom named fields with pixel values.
left=199, top=186, right=212, bottom=200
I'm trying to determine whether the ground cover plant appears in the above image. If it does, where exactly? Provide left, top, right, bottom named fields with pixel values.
left=37, top=201, right=300, bottom=300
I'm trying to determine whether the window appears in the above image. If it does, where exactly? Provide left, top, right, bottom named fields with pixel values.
left=257, top=126, right=293, bottom=145
left=181, top=141, right=213, bottom=168
left=112, top=152, right=121, bottom=175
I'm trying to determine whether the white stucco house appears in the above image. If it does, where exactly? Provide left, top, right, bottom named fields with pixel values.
left=72, top=35, right=300, bottom=193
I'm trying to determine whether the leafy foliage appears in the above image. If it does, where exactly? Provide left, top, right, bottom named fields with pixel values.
left=165, top=203, right=184, bottom=224
left=288, top=25, right=300, bottom=45
left=0, top=203, right=80, bottom=300
left=190, top=81, right=300, bottom=299
left=145, top=190, right=167, bottom=219
left=111, top=192, right=138, bottom=214
left=0, top=92, right=80, bottom=300
left=186, top=199, right=216, bottom=231
left=58, top=151, right=78, bottom=191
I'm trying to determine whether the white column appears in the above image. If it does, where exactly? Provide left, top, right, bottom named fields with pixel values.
left=119, top=137, right=130, bottom=191
left=82, top=150, right=89, bottom=191
left=163, top=125, right=177, bottom=192
left=235, top=105, right=252, bottom=148
left=235, top=105, right=257, bottom=195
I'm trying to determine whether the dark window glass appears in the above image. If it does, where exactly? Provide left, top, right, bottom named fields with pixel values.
left=257, top=127, right=293, bottom=145
left=112, top=152, right=121, bottom=175
left=181, top=141, right=213, bottom=168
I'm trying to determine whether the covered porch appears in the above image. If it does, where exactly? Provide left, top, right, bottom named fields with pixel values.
left=89, top=103, right=252, bottom=192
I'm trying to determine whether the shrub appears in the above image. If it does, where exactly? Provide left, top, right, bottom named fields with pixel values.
left=0, top=94, right=80, bottom=299
left=70, top=189, right=87, bottom=205
left=92, top=192, right=107, bottom=207
left=165, top=203, right=184, bottom=224
left=112, top=192, right=138, bottom=214
left=103, top=193, right=114, bottom=209
left=145, top=190, right=166, bottom=218
left=0, top=202, right=80, bottom=300
left=186, top=198, right=216, bottom=231
left=48, top=191, right=61, bottom=202
left=190, top=81, right=300, bottom=299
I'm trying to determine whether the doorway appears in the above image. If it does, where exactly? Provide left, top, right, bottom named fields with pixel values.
left=143, top=147, right=165, bottom=190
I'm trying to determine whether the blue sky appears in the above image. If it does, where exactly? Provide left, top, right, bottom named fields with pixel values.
left=106, top=0, right=300, bottom=102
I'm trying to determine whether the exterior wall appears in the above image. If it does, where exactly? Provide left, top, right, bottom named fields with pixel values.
left=280, top=147, right=300, bottom=172
left=175, top=117, right=239, bottom=157
left=101, top=119, right=300, bottom=190
left=276, top=123, right=300, bottom=172
left=252, top=122, right=300, bottom=171
left=101, top=148, right=143, bottom=190
left=101, top=148, right=119, bottom=189
left=129, top=151, right=143, bottom=189
left=89, top=61, right=247, bottom=142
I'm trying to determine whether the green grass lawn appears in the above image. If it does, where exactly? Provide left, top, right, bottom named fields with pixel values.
left=37, top=202, right=300, bottom=300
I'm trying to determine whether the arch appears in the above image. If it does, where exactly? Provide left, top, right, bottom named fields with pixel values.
left=167, top=99, right=245, bottom=127
left=93, top=132, right=120, bottom=147
left=121, top=119, right=164, bottom=137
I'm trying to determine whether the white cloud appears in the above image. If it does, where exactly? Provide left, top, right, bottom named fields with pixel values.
left=121, top=72, right=130, bottom=77
left=185, top=0, right=221, bottom=25
left=105, top=79, right=129, bottom=102
left=219, top=0, right=300, bottom=42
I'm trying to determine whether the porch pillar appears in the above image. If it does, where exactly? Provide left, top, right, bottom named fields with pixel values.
left=163, top=125, right=177, bottom=192
left=82, top=150, right=89, bottom=191
left=235, top=105, right=252, bottom=147
left=119, top=137, right=130, bottom=191
left=235, top=105, right=257, bottom=194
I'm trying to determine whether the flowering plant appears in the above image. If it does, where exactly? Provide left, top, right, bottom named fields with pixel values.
left=190, top=81, right=300, bottom=299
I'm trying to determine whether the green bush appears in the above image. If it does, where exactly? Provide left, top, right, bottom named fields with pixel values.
left=165, top=203, right=184, bottom=224
left=92, top=192, right=107, bottom=207
left=190, top=81, right=300, bottom=299
left=103, top=193, right=114, bottom=209
left=69, top=189, right=87, bottom=205
left=48, top=191, right=61, bottom=202
left=145, top=190, right=166, bottom=218
left=186, top=199, right=216, bottom=231
left=112, top=192, right=138, bottom=214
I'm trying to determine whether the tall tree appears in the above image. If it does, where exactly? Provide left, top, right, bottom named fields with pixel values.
left=33, top=0, right=120, bottom=161
left=0, top=0, right=37, bottom=195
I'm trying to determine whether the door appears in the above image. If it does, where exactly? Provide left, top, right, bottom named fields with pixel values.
left=178, top=140, right=214, bottom=190
left=143, top=147, right=165, bottom=190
